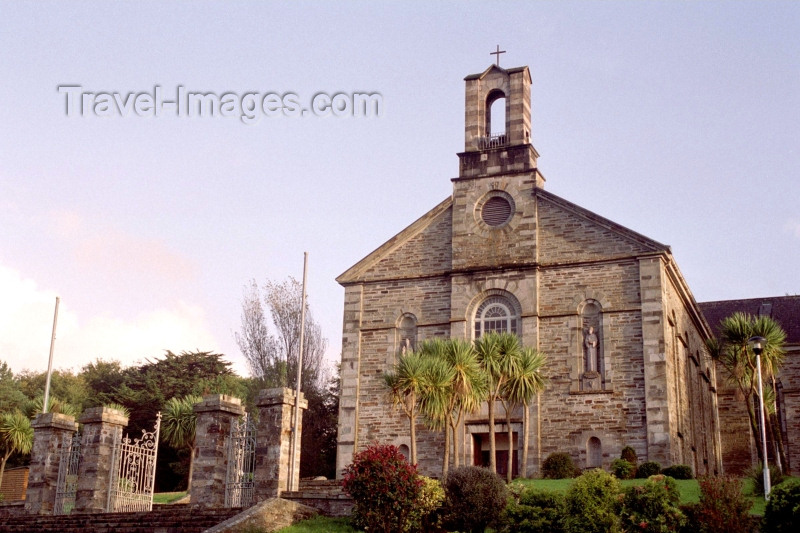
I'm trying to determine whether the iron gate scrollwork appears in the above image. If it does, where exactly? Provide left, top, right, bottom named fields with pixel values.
left=54, top=432, right=81, bottom=515
left=106, top=413, right=161, bottom=513
left=225, top=412, right=256, bottom=508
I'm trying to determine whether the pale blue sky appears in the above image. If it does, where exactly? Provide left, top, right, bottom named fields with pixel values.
left=2, top=1, right=798, bottom=375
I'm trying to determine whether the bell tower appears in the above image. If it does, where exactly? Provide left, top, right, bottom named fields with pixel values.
left=457, top=64, right=543, bottom=185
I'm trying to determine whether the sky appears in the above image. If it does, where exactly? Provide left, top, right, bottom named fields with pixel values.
left=1, top=1, right=799, bottom=378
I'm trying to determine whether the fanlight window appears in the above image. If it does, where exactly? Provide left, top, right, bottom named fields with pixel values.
left=474, top=296, right=518, bottom=338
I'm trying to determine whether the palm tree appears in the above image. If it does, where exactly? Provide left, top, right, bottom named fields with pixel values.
left=161, top=395, right=202, bottom=494
left=502, top=347, right=547, bottom=480
left=384, top=351, right=430, bottom=465
left=707, top=312, right=786, bottom=465
left=0, top=410, right=33, bottom=486
left=474, top=331, right=521, bottom=474
left=23, top=395, right=80, bottom=419
left=416, top=345, right=455, bottom=473
left=439, top=338, right=486, bottom=476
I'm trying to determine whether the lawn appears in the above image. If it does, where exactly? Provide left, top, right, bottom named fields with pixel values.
left=152, top=491, right=188, bottom=504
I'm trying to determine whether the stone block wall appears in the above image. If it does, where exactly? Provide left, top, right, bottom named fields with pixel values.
left=24, top=413, right=77, bottom=515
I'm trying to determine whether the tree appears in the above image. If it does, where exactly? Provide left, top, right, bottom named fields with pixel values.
left=384, top=350, right=431, bottom=465
left=474, top=332, right=521, bottom=474
left=161, top=395, right=202, bottom=494
left=0, top=410, right=33, bottom=487
left=0, top=361, right=25, bottom=415
left=235, top=276, right=335, bottom=478
left=707, top=312, right=786, bottom=466
left=235, top=277, right=327, bottom=392
left=80, top=359, right=126, bottom=408
left=437, top=339, right=486, bottom=477
left=502, top=347, right=547, bottom=480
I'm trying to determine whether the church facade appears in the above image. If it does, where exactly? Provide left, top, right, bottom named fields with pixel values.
left=335, top=64, right=723, bottom=478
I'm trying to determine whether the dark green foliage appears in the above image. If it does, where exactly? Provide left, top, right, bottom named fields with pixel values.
left=443, top=466, right=509, bottom=533
left=621, top=446, right=638, bottom=466
left=564, top=469, right=621, bottom=533
left=660, top=465, right=693, bottom=480
left=542, top=452, right=579, bottom=479
left=342, top=443, right=422, bottom=533
left=747, top=462, right=786, bottom=497
left=619, top=475, right=685, bottom=533
left=637, top=461, right=662, bottom=479
left=763, top=480, right=800, bottom=533
left=498, top=486, right=566, bottom=533
left=681, top=476, right=754, bottom=533
left=611, top=458, right=635, bottom=480
left=300, top=370, right=340, bottom=479
left=0, top=362, right=26, bottom=415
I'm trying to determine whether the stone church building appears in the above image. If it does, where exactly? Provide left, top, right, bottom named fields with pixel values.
left=335, top=63, right=725, bottom=478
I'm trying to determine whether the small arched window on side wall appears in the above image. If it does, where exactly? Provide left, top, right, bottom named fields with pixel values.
left=588, top=437, right=602, bottom=468
left=473, top=294, right=520, bottom=339
left=397, top=313, right=417, bottom=354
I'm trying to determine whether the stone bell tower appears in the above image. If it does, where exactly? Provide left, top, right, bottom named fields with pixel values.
left=457, top=64, right=542, bottom=183
left=450, top=64, right=545, bottom=275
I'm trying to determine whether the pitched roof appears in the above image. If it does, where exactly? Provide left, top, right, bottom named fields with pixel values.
left=698, top=295, right=800, bottom=345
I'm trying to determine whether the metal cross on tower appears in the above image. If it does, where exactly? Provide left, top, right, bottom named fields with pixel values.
left=490, top=45, right=506, bottom=66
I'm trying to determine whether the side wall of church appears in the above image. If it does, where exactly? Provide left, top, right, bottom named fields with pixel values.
left=661, top=267, right=722, bottom=475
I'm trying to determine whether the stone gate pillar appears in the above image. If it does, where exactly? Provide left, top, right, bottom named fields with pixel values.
left=25, top=412, right=78, bottom=515
left=254, top=388, right=307, bottom=500
left=191, top=394, right=245, bottom=508
left=74, top=406, right=128, bottom=513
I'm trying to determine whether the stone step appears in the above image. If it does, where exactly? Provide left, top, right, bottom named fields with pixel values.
left=0, top=506, right=241, bottom=533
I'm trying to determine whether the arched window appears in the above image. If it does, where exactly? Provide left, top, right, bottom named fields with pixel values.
left=588, top=437, right=602, bottom=468
left=474, top=295, right=519, bottom=338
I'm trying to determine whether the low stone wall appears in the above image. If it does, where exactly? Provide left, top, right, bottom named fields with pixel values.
left=281, top=480, right=353, bottom=518
left=0, top=467, right=28, bottom=500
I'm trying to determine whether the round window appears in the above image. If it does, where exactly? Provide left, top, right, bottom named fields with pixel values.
left=481, top=195, right=513, bottom=227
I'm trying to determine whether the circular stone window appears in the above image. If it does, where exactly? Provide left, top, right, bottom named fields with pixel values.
left=480, top=194, right=514, bottom=227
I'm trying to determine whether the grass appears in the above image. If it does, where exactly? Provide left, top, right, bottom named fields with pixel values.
left=153, top=491, right=187, bottom=504
left=275, top=516, right=357, bottom=532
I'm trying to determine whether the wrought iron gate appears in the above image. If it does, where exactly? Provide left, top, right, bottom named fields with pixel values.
left=106, top=413, right=161, bottom=513
left=54, top=432, right=81, bottom=515
left=224, top=413, right=256, bottom=508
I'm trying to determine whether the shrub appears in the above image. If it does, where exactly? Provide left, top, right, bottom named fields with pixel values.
left=747, top=462, right=786, bottom=497
left=660, top=465, right=693, bottom=480
left=619, top=474, right=685, bottom=533
left=621, top=446, right=638, bottom=466
left=443, top=466, right=508, bottom=533
left=636, top=461, right=662, bottom=479
left=542, top=452, right=579, bottom=479
left=611, top=458, right=636, bottom=480
left=682, top=476, right=754, bottom=533
left=564, top=469, right=622, bottom=533
left=498, top=487, right=567, bottom=533
left=763, top=479, right=800, bottom=533
left=408, top=476, right=445, bottom=533
left=341, top=443, right=422, bottom=533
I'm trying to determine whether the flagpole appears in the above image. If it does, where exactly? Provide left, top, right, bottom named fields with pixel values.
left=43, top=296, right=60, bottom=415
left=289, top=252, right=308, bottom=491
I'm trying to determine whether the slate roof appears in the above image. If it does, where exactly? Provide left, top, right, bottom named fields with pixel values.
left=698, top=295, right=800, bottom=345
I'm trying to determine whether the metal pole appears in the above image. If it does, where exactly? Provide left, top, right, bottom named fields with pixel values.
left=43, top=296, right=60, bottom=415
left=288, top=252, right=308, bottom=491
left=756, top=352, right=771, bottom=499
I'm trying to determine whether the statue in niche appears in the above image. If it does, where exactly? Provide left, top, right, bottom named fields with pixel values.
left=584, top=326, right=599, bottom=374
left=400, top=338, right=411, bottom=355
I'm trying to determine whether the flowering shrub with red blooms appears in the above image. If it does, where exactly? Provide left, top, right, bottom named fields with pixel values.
left=341, top=443, right=422, bottom=533
left=619, top=475, right=685, bottom=533
left=682, top=476, right=755, bottom=533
